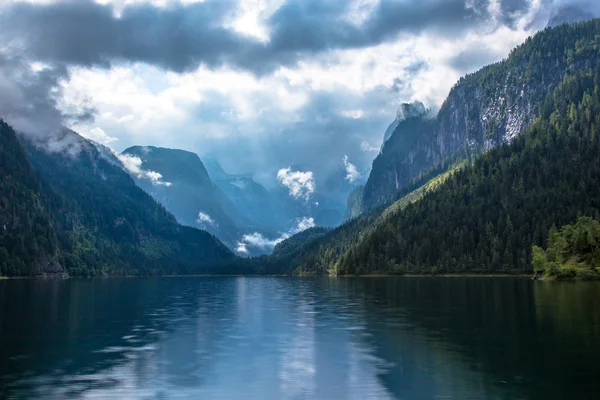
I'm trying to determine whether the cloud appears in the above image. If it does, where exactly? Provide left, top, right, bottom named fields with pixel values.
left=361, top=141, right=379, bottom=152
left=0, top=0, right=545, bottom=75
left=196, top=211, right=216, bottom=227
left=277, top=168, right=316, bottom=200
left=342, top=155, right=360, bottom=183
left=81, top=127, right=120, bottom=145
left=0, top=53, right=67, bottom=135
left=235, top=216, right=315, bottom=253
left=0, top=0, right=579, bottom=204
left=235, top=241, right=249, bottom=254
left=117, top=153, right=172, bottom=186
left=292, top=217, right=315, bottom=233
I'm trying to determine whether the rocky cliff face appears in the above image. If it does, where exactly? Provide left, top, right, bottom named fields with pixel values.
left=362, top=21, right=595, bottom=212
left=381, top=101, right=427, bottom=147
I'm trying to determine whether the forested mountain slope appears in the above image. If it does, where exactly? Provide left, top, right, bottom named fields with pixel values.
left=1, top=124, right=237, bottom=277
left=122, top=146, right=243, bottom=248
left=0, top=120, right=60, bottom=276
left=263, top=19, right=600, bottom=276
left=336, top=65, right=600, bottom=275
left=362, top=19, right=600, bottom=212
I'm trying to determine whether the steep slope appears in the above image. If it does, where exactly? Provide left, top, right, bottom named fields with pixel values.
left=362, top=20, right=600, bottom=212
left=121, top=146, right=242, bottom=248
left=19, top=131, right=235, bottom=276
left=265, top=19, right=600, bottom=276
left=343, top=185, right=364, bottom=221
left=381, top=101, right=427, bottom=148
left=0, top=120, right=60, bottom=276
left=336, top=66, right=600, bottom=275
left=263, top=165, right=459, bottom=275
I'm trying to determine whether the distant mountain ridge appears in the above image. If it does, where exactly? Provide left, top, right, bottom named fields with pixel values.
left=121, top=146, right=243, bottom=249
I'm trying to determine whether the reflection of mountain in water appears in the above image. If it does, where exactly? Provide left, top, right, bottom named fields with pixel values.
left=1, top=278, right=600, bottom=399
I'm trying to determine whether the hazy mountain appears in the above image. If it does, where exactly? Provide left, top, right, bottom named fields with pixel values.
left=121, top=146, right=243, bottom=248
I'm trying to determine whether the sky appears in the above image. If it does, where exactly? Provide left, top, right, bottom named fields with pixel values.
left=0, top=0, right=598, bottom=192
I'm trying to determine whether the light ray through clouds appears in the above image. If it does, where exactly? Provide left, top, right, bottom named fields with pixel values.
left=0, top=0, right=595, bottom=192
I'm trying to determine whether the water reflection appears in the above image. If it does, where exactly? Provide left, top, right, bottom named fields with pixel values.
left=0, top=277, right=599, bottom=399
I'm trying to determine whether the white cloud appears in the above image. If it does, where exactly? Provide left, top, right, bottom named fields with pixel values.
left=81, top=127, right=120, bottom=145
left=236, top=241, right=249, bottom=254
left=361, top=141, right=379, bottom=152
left=235, top=216, right=315, bottom=254
left=291, top=217, right=315, bottom=234
left=196, top=212, right=215, bottom=226
left=339, top=109, right=364, bottom=119
left=343, top=155, right=360, bottom=183
left=276, top=168, right=315, bottom=200
left=117, top=153, right=172, bottom=186
left=46, top=0, right=549, bottom=192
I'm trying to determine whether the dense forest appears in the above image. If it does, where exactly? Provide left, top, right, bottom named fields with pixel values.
left=0, top=120, right=59, bottom=276
left=333, top=64, right=600, bottom=275
left=4, top=20, right=600, bottom=277
left=0, top=124, right=240, bottom=277
left=268, top=19, right=600, bottom=276
left=362, top=19, right=600, bottom=212
left=533, top=216, right=600, bottom=280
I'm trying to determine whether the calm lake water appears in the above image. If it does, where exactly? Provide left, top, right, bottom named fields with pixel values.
left=0, top=277, right=599, bottom=399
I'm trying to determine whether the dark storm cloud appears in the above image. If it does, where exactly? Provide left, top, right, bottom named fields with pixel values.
left=0, top=0, right=539, bottom=75
left=0, top=55, right=68, bottom=133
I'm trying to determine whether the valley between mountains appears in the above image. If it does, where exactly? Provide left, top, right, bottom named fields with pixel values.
left=2, top=19, right=600, bottom=280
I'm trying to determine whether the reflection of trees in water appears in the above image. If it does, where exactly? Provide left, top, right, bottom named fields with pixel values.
left=331, top=278, right=600, bottom=400
left=0, top=278, right=237, bottom=397
left=2, top=277, right=598, bottom=399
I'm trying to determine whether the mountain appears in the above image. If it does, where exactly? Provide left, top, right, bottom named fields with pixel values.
left=0, top=120, right=60, bottom=276
left=343, top=185, right=364, bottom=221
left=335, top=65, right=600, bottom=275
left=547, top=5, right=596, bottom=28
left=361, top=20, right=600, bottom=212
left=0, top=125, right=237, bottom=277
left=203, top=156, right=289, bottom=233
left=264, top=18, right=600, bottom=276
left=381, top=101, right=427, bottom=148
left=121, top=146, right=243, bottom=248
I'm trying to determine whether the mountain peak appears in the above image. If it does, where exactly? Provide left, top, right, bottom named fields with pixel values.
left=382, top=101, right=427, bottom=146
left=395, top=101, right=426, bottom=122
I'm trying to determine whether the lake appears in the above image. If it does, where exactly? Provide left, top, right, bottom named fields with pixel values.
left=0, top=277, right=599, bottom=399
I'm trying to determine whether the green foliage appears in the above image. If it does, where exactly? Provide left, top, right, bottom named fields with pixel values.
left=534, top=216, right=600, bottom=280
left=0, top=124, right=240, bottom=277
left=364, top=19, right=600, bottom=212
left=269, top=20, right=600, bottom=276
left=334, top=64, right=600, bottom=275
left=0, top=120, right=59, bottom=277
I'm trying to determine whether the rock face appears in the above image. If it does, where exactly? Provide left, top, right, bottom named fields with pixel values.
left=381, top=101, right=427, bottom=147
left=361, top=22, right=588, bottom=212
left=343, top=185, right=364, bottom=221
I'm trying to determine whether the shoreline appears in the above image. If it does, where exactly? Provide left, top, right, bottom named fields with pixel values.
left=0, top=273, right=535, bottom=280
